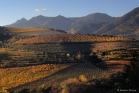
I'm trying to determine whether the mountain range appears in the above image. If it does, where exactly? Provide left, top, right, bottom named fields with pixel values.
left=5, top=7, right=139, bottom=39
left=93, top=7, right=139, bottom=37
left=68, top=7, right=139, bottom=39
left=5, top=13, right=116, bottom=31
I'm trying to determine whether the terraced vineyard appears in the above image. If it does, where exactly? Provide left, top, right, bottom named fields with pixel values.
left=13, top=34, right=133, bottom=44
left=9, top=63, right=111, bottom=92
left=92, top=41, right=139, bottom=52
left=0, top=27, right=138, bottom=92
left=8, top=34, right=139, bottom=73
left=0, top=63, right=72, bottom=91
left=0, top=48, right=43, bottom=67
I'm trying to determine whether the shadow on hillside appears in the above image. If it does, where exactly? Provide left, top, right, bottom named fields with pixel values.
left=60, top=42, right=96, bottom=63
left=9, top=43, right=109, bottom=92
left=60, top=42, right=93, bottom=53
left=0, top=53, right=10, bottom=63
left=0, top=27, right=14, bottom=42
left=60, top=42, right=106, bottom=69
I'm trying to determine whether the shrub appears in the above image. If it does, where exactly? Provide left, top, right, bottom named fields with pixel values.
left=79, top=75, right=88, bottom=82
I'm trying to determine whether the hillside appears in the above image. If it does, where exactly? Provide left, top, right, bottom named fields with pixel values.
left=5, top=13, right=116, bottom=31
left=67, top=7, right=139, bottom=40
left=93, top=7, right=139, bottom=39
left=0, top=26, right=138, bottom=92
left=13, top=34, right=133, bottom=44
left=0, top=26, right=66, bottom=39
left=0, top=33, right=138, bottom=92
left=67, top=23, right=105, bottom=34
left=9, top=63, right=111, bottom=91
left=0, top=63, right=72, bottom=90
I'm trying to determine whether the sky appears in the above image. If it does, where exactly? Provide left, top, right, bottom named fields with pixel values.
left=0, top=0, right=139, bottom=26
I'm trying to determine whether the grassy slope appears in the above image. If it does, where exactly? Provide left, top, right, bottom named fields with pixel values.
left=17, top=30, right=65, bottom=36
left=6, top=27, right=49, bottom=32
left=6, top=27, right=66, bottom=35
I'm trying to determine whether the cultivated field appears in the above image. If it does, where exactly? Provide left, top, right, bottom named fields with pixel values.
left=13, top=34, right=133, bottom=44
left=0, top=64, right=72, bottom=91
left=0, top=27, right=138, bottom=92
left=9, top=63, right=111, bottom=91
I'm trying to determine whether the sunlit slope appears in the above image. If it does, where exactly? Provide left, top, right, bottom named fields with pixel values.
left=6, top=27, right=49, bottom=32
left=0, top=64, right=72, bottom=90
left=13, top=34, right=133, bottom=44
left=0, top=26, right=66, bottom=37
left=11, top=63, right=111, bottom=90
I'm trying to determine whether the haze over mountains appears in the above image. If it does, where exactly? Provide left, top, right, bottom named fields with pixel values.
left=5, top=7, right=139, bottom=39
left=5, top=13, right=116, bottom=31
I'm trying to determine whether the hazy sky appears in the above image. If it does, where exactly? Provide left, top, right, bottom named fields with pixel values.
left=0, top=0, right=138, bottom=26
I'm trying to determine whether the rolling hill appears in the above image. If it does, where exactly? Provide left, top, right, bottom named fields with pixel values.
left=0, top=26, right=66, bottom=38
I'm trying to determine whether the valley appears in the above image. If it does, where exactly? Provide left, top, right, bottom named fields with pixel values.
left=0, top=6, right=139, bottom=93
left=0, top=26, right=138, bottom=93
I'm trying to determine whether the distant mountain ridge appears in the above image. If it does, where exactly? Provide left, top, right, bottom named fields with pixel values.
left=68, top=7, right=139, bottom=39
left=5, top=7, right=139, bottom=39
left=93, top=7, right=139, bottom=39
left=5, top=13, right=117, bottom=31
